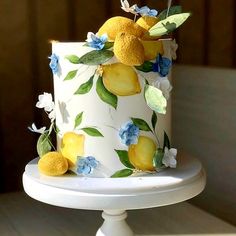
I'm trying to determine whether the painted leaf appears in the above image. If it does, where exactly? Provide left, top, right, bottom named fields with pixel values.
left=78, top=50, right=114, bottom=65
left=64, top=70, right=78, bottom=81
left=153, top=148, right=164, bottom=168
left=163, top=131, right=171, bottom=150
left=135, top=61, right=153, bottom=72
left=82, top=127, right=103, bottom=137
left=65, top=55, right=80, bottom=64
left=111, top=169, right=133, bottom=178
left=115, top=150, right=135, bottom=169
left=158, top=5, right=182, bottom=20
left=74, top=75, right=94, bottom=95
left=144, top=85, right=167, bottom=114
left=131, top=118, right=152, bottom=132
left=37, top=133, right=52, bottom=157
left=149, top=13, right=191, bottom=37
left=96, top=76, right=117, bottom=109
left=74, top=112, right=83, bottom=129
left=104, top=42, right=114, bottom=49
left=151, top=111, right=157, bottom=130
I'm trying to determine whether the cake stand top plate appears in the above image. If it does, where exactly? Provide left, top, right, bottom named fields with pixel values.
left=23, top=151, right=206, bottom=210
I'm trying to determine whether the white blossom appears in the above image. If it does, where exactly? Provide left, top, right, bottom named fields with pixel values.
left=120, top=0, right=138, bottom=15
left=48, top=109, right=56, bottom=122
left=162, top=147, right=177, bottom=168
left=36, top=92, right=55, bottom=112
left=153, top=77, right=172, bottom=100
left=28, top=123, right=46, bottom=134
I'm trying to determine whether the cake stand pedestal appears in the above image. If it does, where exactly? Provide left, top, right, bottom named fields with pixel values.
left=22, top=151, right=206, bottom=236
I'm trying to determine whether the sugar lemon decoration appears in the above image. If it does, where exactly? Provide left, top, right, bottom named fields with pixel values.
left=38, top=152, right=68, bottom=176
left=136, top=16, right=159, bottom=31
left=128, top=135, right=157, bottom=171
left=114, top=32, right=144, bottom=66
left=141, top=40, right=164, bottom=60
left=97, top=16, right=144, bottom=40
left=60, top=132, right=85, bottom=167
left=102, top=63, right=141, bottom=96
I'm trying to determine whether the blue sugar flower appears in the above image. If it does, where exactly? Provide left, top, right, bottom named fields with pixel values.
left=76, top=156, right=99, bottom=175
left=86, top=32, right=108, bottom=50
left=135, top=6, right=158, bottom=17
left=152, top=54, right=172, bottom=77
left=48, top=53, right=59, bottom=74
left=119, top=121, right=140, bottom=146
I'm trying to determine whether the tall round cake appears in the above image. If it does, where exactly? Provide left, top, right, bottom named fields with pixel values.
left=29, top=1, right=190, bottom=177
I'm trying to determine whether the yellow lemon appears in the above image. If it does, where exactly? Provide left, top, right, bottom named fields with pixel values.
left=114, top=32, right=144, bottom=66
left=97, top=16, right=144, bottom=40
left=38, top=151, right=68, bottom=176
left=60, top=132, right=85, bottom=167
left=128, top=136, right=157, bottom=171
left=141, top=40, right=164, bottom=60
left=136, top=16, right=159, bottom=31
left=102, top=63, right=141, bottom=96
left=136, top=16, right=160, bottom=40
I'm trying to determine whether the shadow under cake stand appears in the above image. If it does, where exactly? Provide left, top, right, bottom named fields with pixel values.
left=22, top=151, right=206, bottom=236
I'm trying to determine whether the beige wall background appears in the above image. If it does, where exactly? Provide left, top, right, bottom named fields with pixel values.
left=173, top=65, right=236, bottom=226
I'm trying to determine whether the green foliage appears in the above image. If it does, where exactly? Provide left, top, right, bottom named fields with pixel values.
left=64, top=70, right=78, bottom=81
left=111, top=169, right=133, bottom=178
left=37, top=133, right=52, bottom=157
left=82, top=127, right=103, bottom=137
left=131, top=118, right=152, bottom=132
left=74, top=112, right=83, bottom=129
left=115, top=150, right=134, bottom=169
left=74, top=75, right=94, bottom=95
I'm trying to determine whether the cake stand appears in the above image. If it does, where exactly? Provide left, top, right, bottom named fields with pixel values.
left=22, top=151, right=206, bottom=236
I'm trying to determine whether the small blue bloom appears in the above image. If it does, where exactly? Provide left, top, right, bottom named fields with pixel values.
left=48, top=53, right=59, bottom=74
left=152, top=54, right=172, bottom=77
left=76, top=156, right=99, bottom=175
left=135, top=5, right=158, bottom=17
left=119, top=121, right=140, bottom=146
left=86, top=32, right=108, bottom=50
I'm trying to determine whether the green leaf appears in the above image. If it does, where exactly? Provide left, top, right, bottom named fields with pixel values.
left=149, top=12, right=191, bottom=37
left=163, top=131, right=171, bottom=150
left=153, top=148, right=164, bottom=168
left=135, top=61, right=153, bottom=72
left=151, top=111, right=157, bottom=131
left=82, top=127, right=103, bottom=137
left=64, top=70, right=78, bottom=81
left=78, top=50, right=114, bottom=65
left=111, top=169, right=133, bottom=178
left=144, top=85, right=167, bottom=114
left=96, top=76, right=117, bottom=109
left=74, top=112, right=83, bottom=129
left=115, top=150, right=135, bottom=169
left=65, top=55, right=80, bottom=64
left=74, top=75, right=94, bottom=95
left=37, top=133, right=52, bottom=157
left=131, top=118, right=152, bottom=132
left=158, top=5, right=182, bottom=20
left=104, top=42, right=114, bottom=49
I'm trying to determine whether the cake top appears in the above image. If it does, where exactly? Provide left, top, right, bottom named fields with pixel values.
left=28, top=0, right=190, bottom=177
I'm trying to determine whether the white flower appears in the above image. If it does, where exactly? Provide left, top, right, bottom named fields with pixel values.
left=120, top=0, right=138, bottom=15
left=36, top=92, right=55, bottom=112
left=162, top=39, right=178, bottom=60
left=162, top=147, right=177, bottom=168
left=28, top=123, right=46, bottom=134
left=48, top=109, right=56, bottom=122
left=153, top=77, right=172, bottom=100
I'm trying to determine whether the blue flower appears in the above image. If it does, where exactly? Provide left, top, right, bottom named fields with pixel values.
left=86, top=32, right=108, bottom=50
left=48, top=53, right=59, bottom=74
left=135, top=5, right=158, bottom=17
left=152, top=54, right=172, bottom=77
left=119, top=121, right=140, bottom=146
left=76, top=156, right=99, bottom=175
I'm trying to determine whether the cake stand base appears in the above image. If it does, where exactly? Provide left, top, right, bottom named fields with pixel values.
left=23, top=152, right=206, bottom=236
left=96, top=210, right=133, bottom=236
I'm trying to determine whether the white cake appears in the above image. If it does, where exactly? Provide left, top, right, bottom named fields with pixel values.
left=52, top=42, right=172, bottom=177
left=30, top=2, right=190, bottom=177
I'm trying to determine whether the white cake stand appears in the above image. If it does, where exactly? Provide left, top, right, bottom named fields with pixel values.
left=22, top=151, right=206, bottom=236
